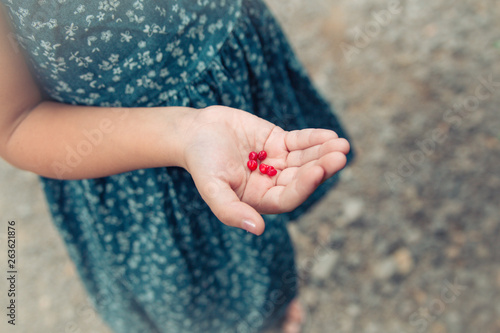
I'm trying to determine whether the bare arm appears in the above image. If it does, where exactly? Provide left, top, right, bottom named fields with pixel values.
left=3, top=101, right=198, bottom=179
left=0, top=5, right=197, bottom=179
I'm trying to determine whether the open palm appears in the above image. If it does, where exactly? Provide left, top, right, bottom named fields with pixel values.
left=183, top=106, right=350, bottom=235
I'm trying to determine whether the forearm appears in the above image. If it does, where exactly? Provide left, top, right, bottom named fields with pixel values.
left=2, top=101, right=198, bottom=179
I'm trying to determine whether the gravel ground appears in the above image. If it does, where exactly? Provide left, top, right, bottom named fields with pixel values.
left=1, top=0, right=499, bottom=332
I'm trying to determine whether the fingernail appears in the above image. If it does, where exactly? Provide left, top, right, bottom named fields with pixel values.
left=242, top=219, right=257, bottom=235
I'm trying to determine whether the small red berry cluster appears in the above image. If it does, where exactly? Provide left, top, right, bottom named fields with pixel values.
left=247, top=150, right=277, bottom=177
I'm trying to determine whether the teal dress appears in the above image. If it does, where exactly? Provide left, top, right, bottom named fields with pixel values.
left=2, top=1, right=353, bottom=332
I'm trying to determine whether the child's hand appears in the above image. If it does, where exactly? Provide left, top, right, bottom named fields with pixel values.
left=182, top=106, right=350, bottom=235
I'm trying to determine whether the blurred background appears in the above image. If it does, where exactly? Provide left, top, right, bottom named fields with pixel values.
left=1, top=0, right=499, bottom=332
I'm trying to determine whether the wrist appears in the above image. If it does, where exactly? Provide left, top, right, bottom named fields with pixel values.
left=156, top=106, right=201, bottom=170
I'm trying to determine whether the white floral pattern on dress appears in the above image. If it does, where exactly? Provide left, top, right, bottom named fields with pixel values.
left=4, top=0, right=241, bottom=107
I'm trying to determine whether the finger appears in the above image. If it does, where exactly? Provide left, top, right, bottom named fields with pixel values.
left=286, top=138, right=350, bottom=167
left=317, top=151, right=348, bottom=181
left=330, top=138, right=350, bottom=155
left=199, top=179, right=265, bottom=235
left=285, top=129, right=338, bottom=151
left=277, top=149, right=347, bottom=188
left=278, top=165, right=325, bottom=211
left=260, top=164, right=324, bottom=214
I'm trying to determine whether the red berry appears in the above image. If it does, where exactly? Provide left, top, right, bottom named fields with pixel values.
left=259, top=163, right=269, bottom=174
left=247, top=160, right=258, bottom=171
left=267, top=166, right=277, bottom=177
left=258, top=150, right=267, bottom=161
left=249, top=151, right=258, bottom=161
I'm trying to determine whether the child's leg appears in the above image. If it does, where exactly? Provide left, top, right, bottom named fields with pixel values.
left=282, top=298, right=305, bottom=333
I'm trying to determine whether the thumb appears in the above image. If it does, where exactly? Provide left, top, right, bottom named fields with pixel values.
left=200, top=179, right=265, bottom=235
